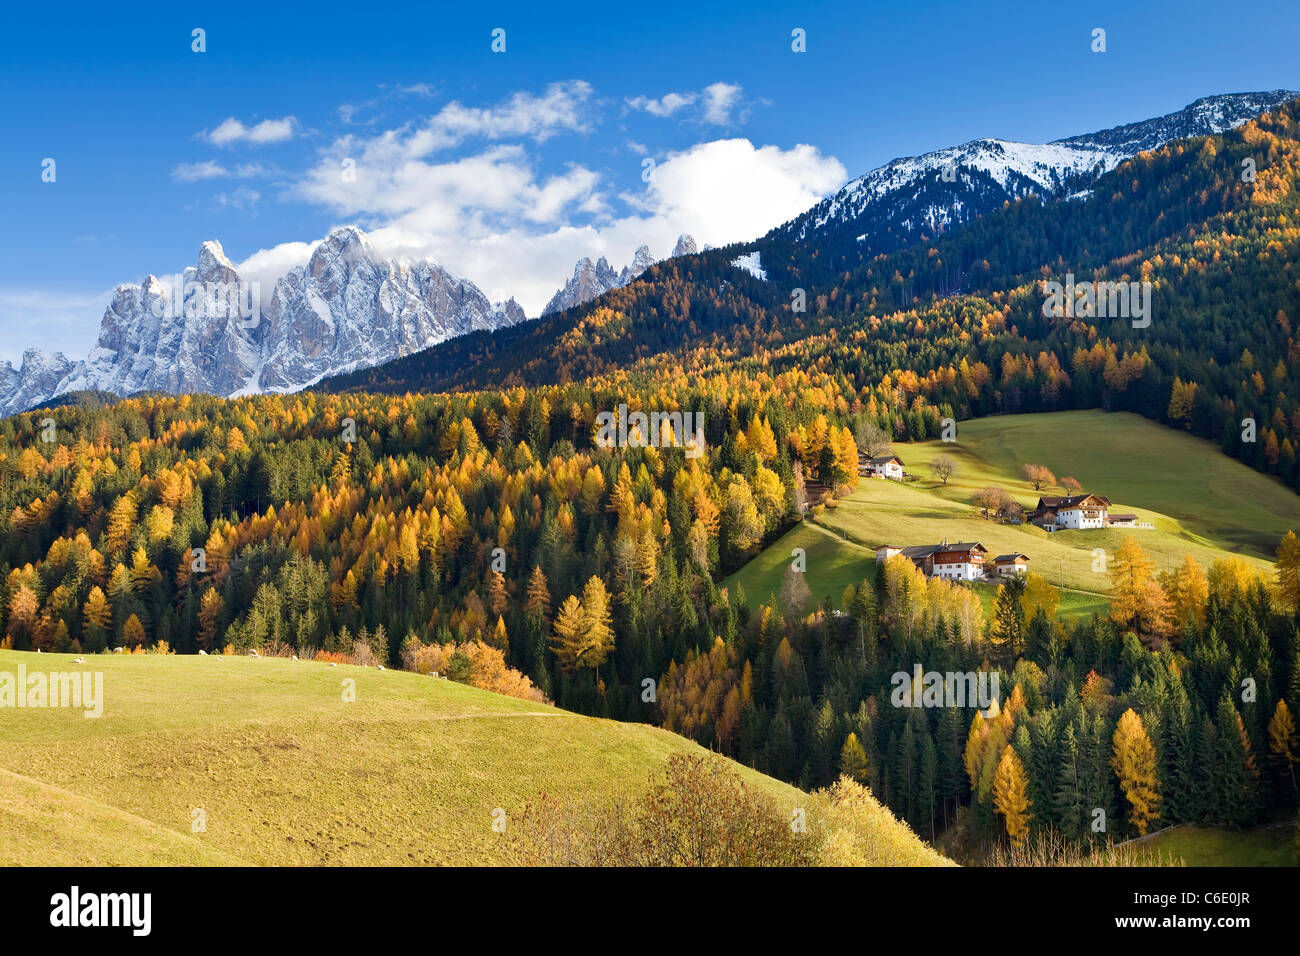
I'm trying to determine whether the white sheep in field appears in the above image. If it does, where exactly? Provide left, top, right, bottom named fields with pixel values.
left=329, top=662, right=337, bottom=668
left=198, top=649, right=207, bottom=656
left=74, top=657, right=86, bottom=664
left=377, top=665, right=385, bottom=671
left=292, top=655, right=299, bottom=662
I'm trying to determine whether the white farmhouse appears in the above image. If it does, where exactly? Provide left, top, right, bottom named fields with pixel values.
left=861, top=453, right=905, bottom=480
left=1030, top=493, right=1110, bottom=531
left=992, top=553, right=1030, bottom=576
left=876, top=539, right=987, bottom=581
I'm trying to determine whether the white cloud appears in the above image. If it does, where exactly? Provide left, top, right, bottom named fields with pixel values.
left=266, top=128, right=843, bottom=315
left=635, top=138, right=844, bottom=239
left=626, top=91, right=697, bottom=117
left=203, top=116, right=299, bottom=146
left=627, top=82, right=748, bottom=126
left=236, top=239, right=321, bottom=295
left=701, top=82, right=744, bottom=125
left=172, top=160, right=269, bottom=182
left=393, top=83, right=435, bottom=98
left=215, top=187, right=261, bottom=213
left=295, top=142, right=604, bottom=230
left=173, top=160, right=229, bottom=182
left=336, top=82, right=440, bottom=127
left=413, top=80, right=595, bottom=152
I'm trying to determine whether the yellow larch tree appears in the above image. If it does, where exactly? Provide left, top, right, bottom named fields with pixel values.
left=1268, top=699, right=1298, bottom=797
left=993, top=745, right=1032, bottom=846
left=1111, top=708, right=1160, bottom=835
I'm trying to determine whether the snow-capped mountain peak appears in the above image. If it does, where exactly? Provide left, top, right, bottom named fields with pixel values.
left=774, top=90, right=1298, bottom=246
left=671, top=234, right=698, bottom=257
left=541, top=234, right=699, bottom=316
left=0, top=227, right=527, bottom=415
left=628, top=244, right=655, bottom=277
left=196, top=239, right=238, bottom=283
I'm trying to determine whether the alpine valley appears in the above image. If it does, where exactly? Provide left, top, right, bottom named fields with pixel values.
left=5, top=89, right=1300, bottom=869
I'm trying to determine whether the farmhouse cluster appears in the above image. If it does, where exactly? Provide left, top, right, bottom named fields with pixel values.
left=874, top=540, right=1028, bottom=582
left=873, top=486, right=1151, bottom=582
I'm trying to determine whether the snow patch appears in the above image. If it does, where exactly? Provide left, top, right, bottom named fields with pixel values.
left=730, top=251, right=767, bottom=280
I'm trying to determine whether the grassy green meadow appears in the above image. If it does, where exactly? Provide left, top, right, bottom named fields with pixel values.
left=0, top=650, right=948, bottom=866
left=728, top=410, right=1295, bottom=618
left=1138, top=822, right=1297, bottom=866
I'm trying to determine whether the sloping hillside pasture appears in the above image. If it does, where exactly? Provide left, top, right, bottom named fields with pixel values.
left=727, top=411, right=1289, bottom=618
left=901, top=410, right=1298, bottom=558
left=0, top=650, right=949, bottom=866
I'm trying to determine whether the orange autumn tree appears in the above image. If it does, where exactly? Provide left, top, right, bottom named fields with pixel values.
left=1109, top=537, right=1172, bottom=642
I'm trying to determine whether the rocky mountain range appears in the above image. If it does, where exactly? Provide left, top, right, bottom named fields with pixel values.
left=0, top=227, right=526, bottom=415
left=541, top=234, right=698, bottom=316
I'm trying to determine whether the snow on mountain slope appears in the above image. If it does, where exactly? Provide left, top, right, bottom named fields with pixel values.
left=0, top=350, right=77, bottom=416
left=256, top=226, right=525, bottom=390
left=774, top=90, right=1298, bottom=245
left=1055, top=90, right=1299, bottom=155
left=730, top=252, right=766, bottom=280
left=802, top=138, right=1118, bottom=237
left=0, top=227, right=526, bottom=415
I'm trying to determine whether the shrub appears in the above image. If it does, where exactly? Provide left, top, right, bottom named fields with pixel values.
left=818, top=777, right=951, bottom=866
left=350, top=639, right=381, bottom=668
left=509, top=754, right=817, bottom=866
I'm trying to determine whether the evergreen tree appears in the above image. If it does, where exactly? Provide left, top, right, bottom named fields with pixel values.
left=1209, top=692, right=1260, bottom=827
left=990, top=575, right=1026, bottom=661
left=1163, top=687, right=1201, bottom=823
left=1054, top=722, right=1088, bottom=841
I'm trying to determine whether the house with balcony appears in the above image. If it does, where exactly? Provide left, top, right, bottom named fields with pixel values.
left=875, top=539, right=987, bottom=580
left=860, top=453, right=905, bottom=480
left=1030, top=493, right=1110, bottom=531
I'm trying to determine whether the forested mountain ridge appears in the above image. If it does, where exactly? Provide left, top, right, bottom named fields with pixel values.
left=773, top=90, right=1297, bottom=249
left=325, top=97, right=1300, bottom=493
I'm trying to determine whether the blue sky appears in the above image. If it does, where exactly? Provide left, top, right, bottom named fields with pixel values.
left=1, top=0, right=1297, bottom=362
